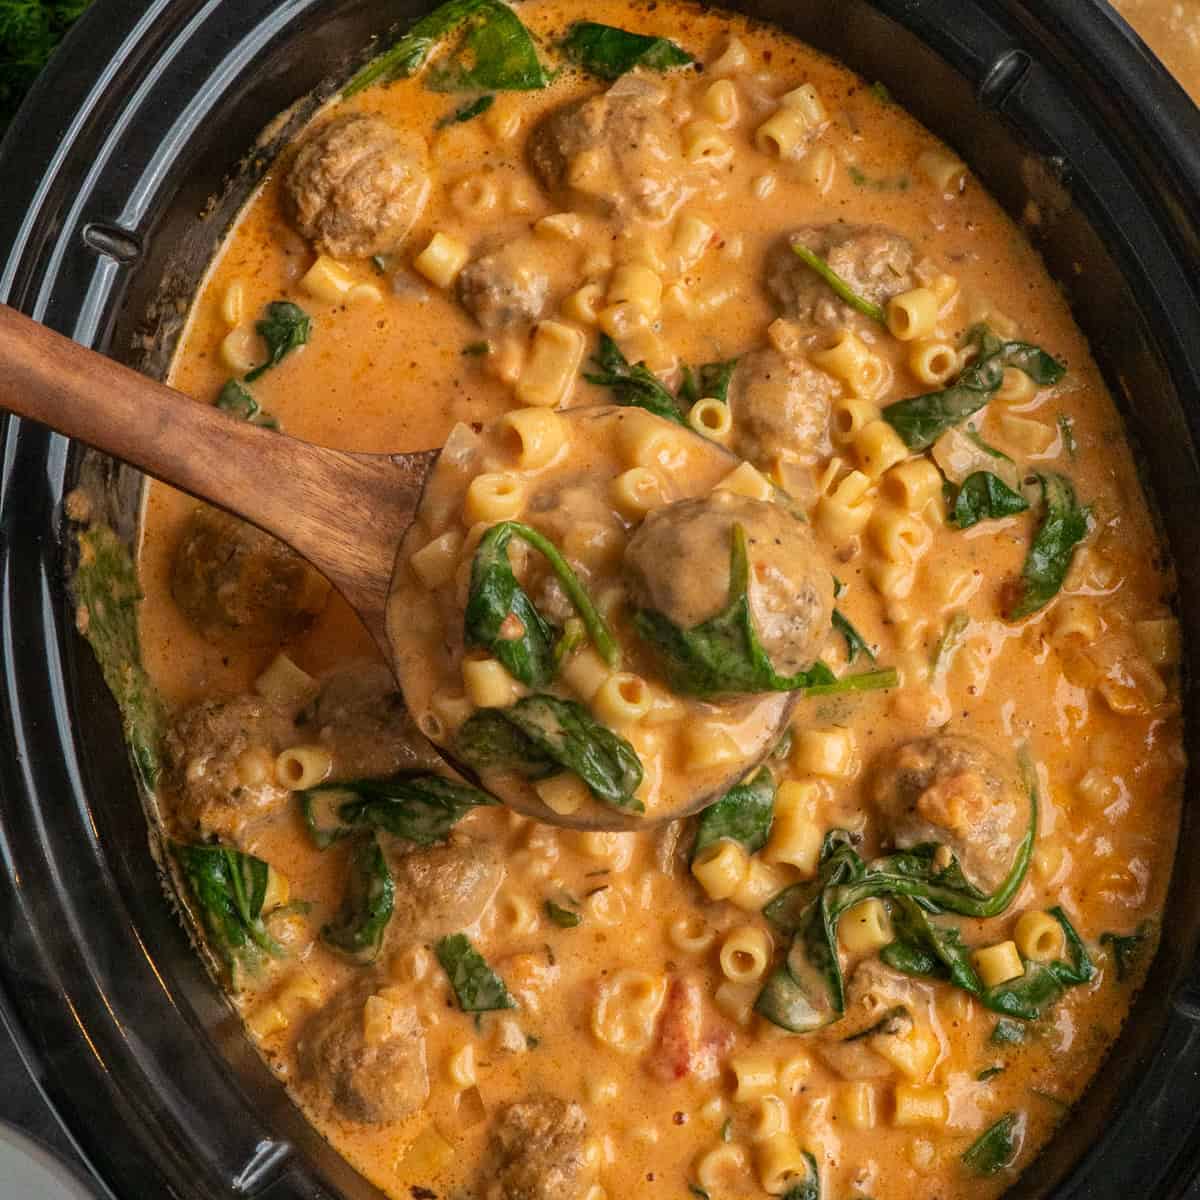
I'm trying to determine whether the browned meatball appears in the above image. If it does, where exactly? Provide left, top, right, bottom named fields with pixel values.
left=456, top=240, right=550, bottom=331
left=728, top=347, right=837, bottom=469
left=302, top=662, right=440, bottom=780
left=871, top=735, right=1028, bottom=892
left=284, top=114, right=430, bottom=259
left=480, top=1095, right=588, bottom=1200
left=385, top=835, right=504, bottom=948
left=528, top=77, right=684, bottom=219
left=297, top=983, right=429, bottom=1124
left=164, top=696, right=296, bottom=841
left=624, top=493, right=834, bottom=676
left=766, top=223, right=915, bottom=326
left=170, top=506, right=329, bottom=648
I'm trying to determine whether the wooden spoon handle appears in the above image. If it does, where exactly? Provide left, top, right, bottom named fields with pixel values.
left=0, top=304, right=429, bottom=645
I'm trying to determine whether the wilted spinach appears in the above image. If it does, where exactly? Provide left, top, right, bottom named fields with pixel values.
left=780, top=1152, right=821, bottom=1200
left=789, top=242, right=885, bottom=323
left=634, top=522, right=897, bottom=698
left=545, top=899, right=582, bottom=928
left=1004, top=473, right=1089, bottom=620
left=456, top=694, right=644, bottom=812
left=692, top=767, right=775, bottom=860
left=1100, top=922, right=1152, bottom=983
left=300, top=772, right=496, bottom=848
left=948, top=471, right=1030, bottom=529
left=962, top=1112, right=1023, bottom=1176
left=174, top=843, right=283, bottom=981
left=244, top=301, right=310, bottom=383
left=321, top=835, right=394, bottom=963
left=436, top=93, right=495, bottom=126
left=562, top=21, right=692, bottom=79
left=216, top=380, right=278, bottom=429
left=436, top=932, right=516, bottom=1011
left=465, top=521, right=619, bottom=686
left=882, top=325, right=1066, bottom=450
left=586, top=333, right=687, bottom=425
left=832, top=609, right=875, bottom=664
left=678, top=357, right=739, bottom=406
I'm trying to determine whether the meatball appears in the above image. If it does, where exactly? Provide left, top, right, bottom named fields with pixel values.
left=480, top=1095, right=588, bottom=1200
left=297, top=983, right=429, bottom=1124
left=528, top=77, right=684, bottom=219
left=624, top=493, right=835, bottom=676
left=385, top=835, right=504, bottom=948
left=303, top=662, right=441, bottom=780
left=456, top=240, right=551, bottom=330
left=171, top=506, right=330, bottom=648
left=284, top=114, right=430, bottom=259
left=164, top=695, right=296, bottom=840
left=729, top=348, right=837, bottom=469
left=766, top=223, right=915, bottom=327
left=871, top=735, right=1028, bottom=892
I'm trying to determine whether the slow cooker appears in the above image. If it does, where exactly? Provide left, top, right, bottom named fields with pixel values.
left=2, top=1, right=1200, bottom=1196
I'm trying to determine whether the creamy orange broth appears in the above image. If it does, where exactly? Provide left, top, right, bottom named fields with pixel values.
left=135, top=3, right=1185, bottom=1199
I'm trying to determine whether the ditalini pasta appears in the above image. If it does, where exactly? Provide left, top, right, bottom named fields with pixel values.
left=95, top=4, right=1183, bottom=1200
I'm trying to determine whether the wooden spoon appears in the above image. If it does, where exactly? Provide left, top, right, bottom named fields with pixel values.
left=0, top=303, right=795, bottom=830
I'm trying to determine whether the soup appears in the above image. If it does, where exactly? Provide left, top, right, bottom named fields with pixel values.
left=73, top=2, right=1185, bottom=1198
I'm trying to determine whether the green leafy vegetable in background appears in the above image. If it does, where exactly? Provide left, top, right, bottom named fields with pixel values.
left=436, top=93, right=494, bottom=126
left=948, top=471, right=1030, bottom=529
left=465, top=522, right=619, bottom=686
left=562, top=20, right=692, bottom=79
left=1004, top=473, right=1089, bottom=620
left=245, top=301, right=310, bottom=383
left=545, top=899, right=581, bottom=928
left=635, top=522, right=897, bottom=699
left=426, top=0, right=549, bottom=91
left=300, top=772, right=496, bottom=849
left=322, top=835, right=394, bottom=963
left=678, top=357, right=739, bottom=406
left=0, top=0, right=92, bottom=133
left=72, top=523, right=165, bottom=788
left=832, top=609, right=875, bottom=664
left=436, top=932, right=516, bottom=1011
left=962, top=1113, right=1023, bottom=1176
left=692, top=767, right=775, bottom=860
left=216, top=379, right=278, bottom=429
left=790, top=242, right=884, bottom=323
left=457, top=694, right=644, bottom=812
left=990, top=1017, right=1026, bottom=1046
left=883, top=325, right=1066, bottom=450
left=174, top=843, right=283, bottom=981
left=1100, top=922, right=1152, bottom=983
left=586, top=333, right=687, bottom=425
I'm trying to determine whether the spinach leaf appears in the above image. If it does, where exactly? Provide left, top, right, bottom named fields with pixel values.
left=883, top=325, right=1066, bottom=450
left=72, top=524, right=164, bottom=789
left=466, top=522, right=620, bottom=684
left=781, top=1152, right=821, bottom=1200
left=930, top=610, right=970, bottom=675
left=635, top=522, right=895, bottom=698
left=980, top=907, right=1094, bottom=1020
left=678, top=358, right=739, bottom=406
left=1100, top=922, right=1152, bottom=983
left=949, top=471, right=1030, bottom=529
left=174, top=843, right=283, bottom=979
left=585, top=333, right=687, bottom=425
left=545, top=899, right=581, bottom=928
left=553, top=617, right=587, bottom=666
left=217, top=379, right=278, bottom=430
left=832, top=609, right=875, bottom=664
left=435, top=932, right=517, bottom=1011
left=1004, top=473, right=1089, bottom=620
left=1059, top=413, right=1077, bottom=459
left=301, top=772, right=496, bottom=847
left=322, top=835, right=394, bottom=963
left=881, top=896, right=983, bottom=994
left=962, top=1113, right=1023, bottom=1176
left=843, top=1005, right=911, bottom=1041
left=790, top=242, right=885, bottom=323
left=436, top=93, right=494, bottom=126
left=990, top=1018, right=1026, bottom=1045
left=689, top=1186, right=710, bottom=1200
left=691, top=767, right=775, bottom=860
left=562, top=21, right=693, bottom=80
left=426, top=0, right=550, bottom=92
left=245, top=301, right=310, bottom=383
left=454, top=708, right=558, bottom=778
left=978, top=1066, right=1005, bottom=1082
left=457, top=694, right=644, bottom=812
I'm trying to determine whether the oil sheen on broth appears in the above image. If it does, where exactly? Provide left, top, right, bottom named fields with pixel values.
left=135, top=3, right=1185, bottom=1198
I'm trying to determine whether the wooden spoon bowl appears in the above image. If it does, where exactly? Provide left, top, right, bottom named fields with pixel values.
left=0, top=303, right=796, bottom=830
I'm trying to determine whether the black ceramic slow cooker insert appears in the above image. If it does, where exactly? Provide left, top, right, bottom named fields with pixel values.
left=2, top=1, right=1200, bottom=1197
